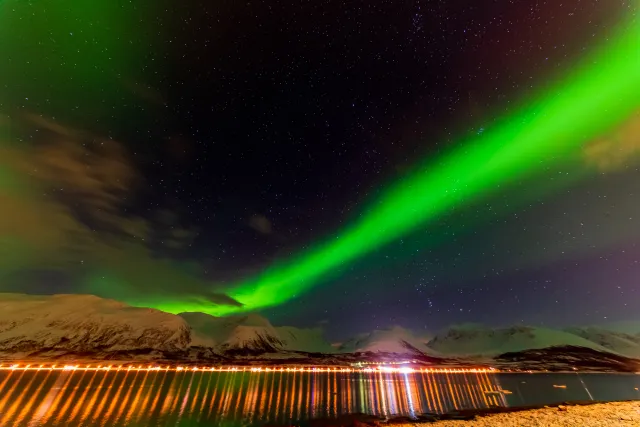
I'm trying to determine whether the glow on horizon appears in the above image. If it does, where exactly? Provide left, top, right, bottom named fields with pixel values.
left=0, top=364, right=497, bottom=375
left=149, top=14, right=640, bottom=316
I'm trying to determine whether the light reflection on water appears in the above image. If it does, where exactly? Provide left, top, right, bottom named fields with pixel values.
left=2, top=369, right=639, bottom=426
left=0, top=369, right=505, bottom=426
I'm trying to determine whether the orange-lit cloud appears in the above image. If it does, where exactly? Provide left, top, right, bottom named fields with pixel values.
left=584, top=111, right=640, bottom=172
left=0, top=114, right=235, bottom=307
left=249, top=214, right=273, bottom=235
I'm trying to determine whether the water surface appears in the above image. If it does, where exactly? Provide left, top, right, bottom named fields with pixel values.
left=0, top=369, right=639, bottom=426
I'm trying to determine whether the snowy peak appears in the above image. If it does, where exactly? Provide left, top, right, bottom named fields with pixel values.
left=179, top=312, right=334, bottom=354
left=178, top=312, right=283, bottom=353
left=223, top=325, right=282, bottom=352
left=337, top=326, right=433, bottom=354
left=228, top=313, right=273, bottom=328
left=0, top=293, right=191, bottom=354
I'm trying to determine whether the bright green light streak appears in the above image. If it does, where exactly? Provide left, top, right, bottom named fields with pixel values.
left=220, top=20, right=640, bottom=315
left=157, top=18, right=640, bottom=317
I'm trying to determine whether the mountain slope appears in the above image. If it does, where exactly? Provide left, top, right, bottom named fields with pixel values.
left=337, top=326, right=433, bottom=355
left=591, top=321, right=640, bottom=335
left=0, top=293, right=191, bottom=354
left=565, top=327, right=640, bottom=358
left=179, top=312, right=284, bottom=353
left=1, top=293, right=639, bottom=371
left=427, top=325, right=610, bottom=356
left=495, top=345, right=640, bottom=372
left=276, top=326, right=335, bottom=353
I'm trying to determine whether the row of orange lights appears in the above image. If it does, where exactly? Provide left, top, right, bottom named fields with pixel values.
left=0, top=364, right=497, bottom=374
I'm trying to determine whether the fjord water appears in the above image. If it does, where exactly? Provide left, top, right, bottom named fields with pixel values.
left=1, top=369, right=639, bottom=426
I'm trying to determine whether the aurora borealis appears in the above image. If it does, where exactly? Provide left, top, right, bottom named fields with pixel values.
left=0, top=0, right=639, bottom=337
left=208, top=19, right=639, bottom=315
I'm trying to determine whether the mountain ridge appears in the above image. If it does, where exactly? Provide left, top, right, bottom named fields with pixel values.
left=0, top=293, right=638, bottom=372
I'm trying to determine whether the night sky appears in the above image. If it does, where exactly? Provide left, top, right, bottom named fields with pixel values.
left=0, top=0, right=638, bottom=339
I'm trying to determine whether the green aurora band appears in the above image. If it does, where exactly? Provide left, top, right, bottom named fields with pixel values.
left=146, top=16, right=640, bottom=316
left=177, top=17, right=639, bottom=316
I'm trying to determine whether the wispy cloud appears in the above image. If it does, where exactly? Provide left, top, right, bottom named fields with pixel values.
left=0, top=113, right=240, bottom=312
left=584, top=111, right=640, bottom=172
left=249, top=214, right=273, bottom=235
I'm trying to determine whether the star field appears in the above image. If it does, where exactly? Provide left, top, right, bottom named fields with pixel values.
left=0, top=0, right=638, bottom=339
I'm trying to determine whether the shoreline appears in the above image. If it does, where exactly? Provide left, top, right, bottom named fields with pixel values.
left=0, top=361, right=637, bottom=374
left=403, top=401, right=640, bottom=426
left=0, top=362, right=492, bottom=373
left=302, top=401, right=640, bottom=426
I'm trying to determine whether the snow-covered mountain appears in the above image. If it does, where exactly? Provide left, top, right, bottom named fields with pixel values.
left=0, top=293, right=191, bottom=355
left=564, top=327, right=640, bottom=358
left=495, top=345, right=640, bottom=373
left=336, top=326, right=433, bottom=355
left=1, top=293, right=639, bottom=371
left=590, top=321, right=640, bottom=335
left=179, top=312, right=283, bottom=353
left=275, top=326, right=335, bottom=353
left=426, top=324, right=610, bottom=356
left=0, top=293, right=333, bottom=359
left=179, top=312, right=335, bottom=354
